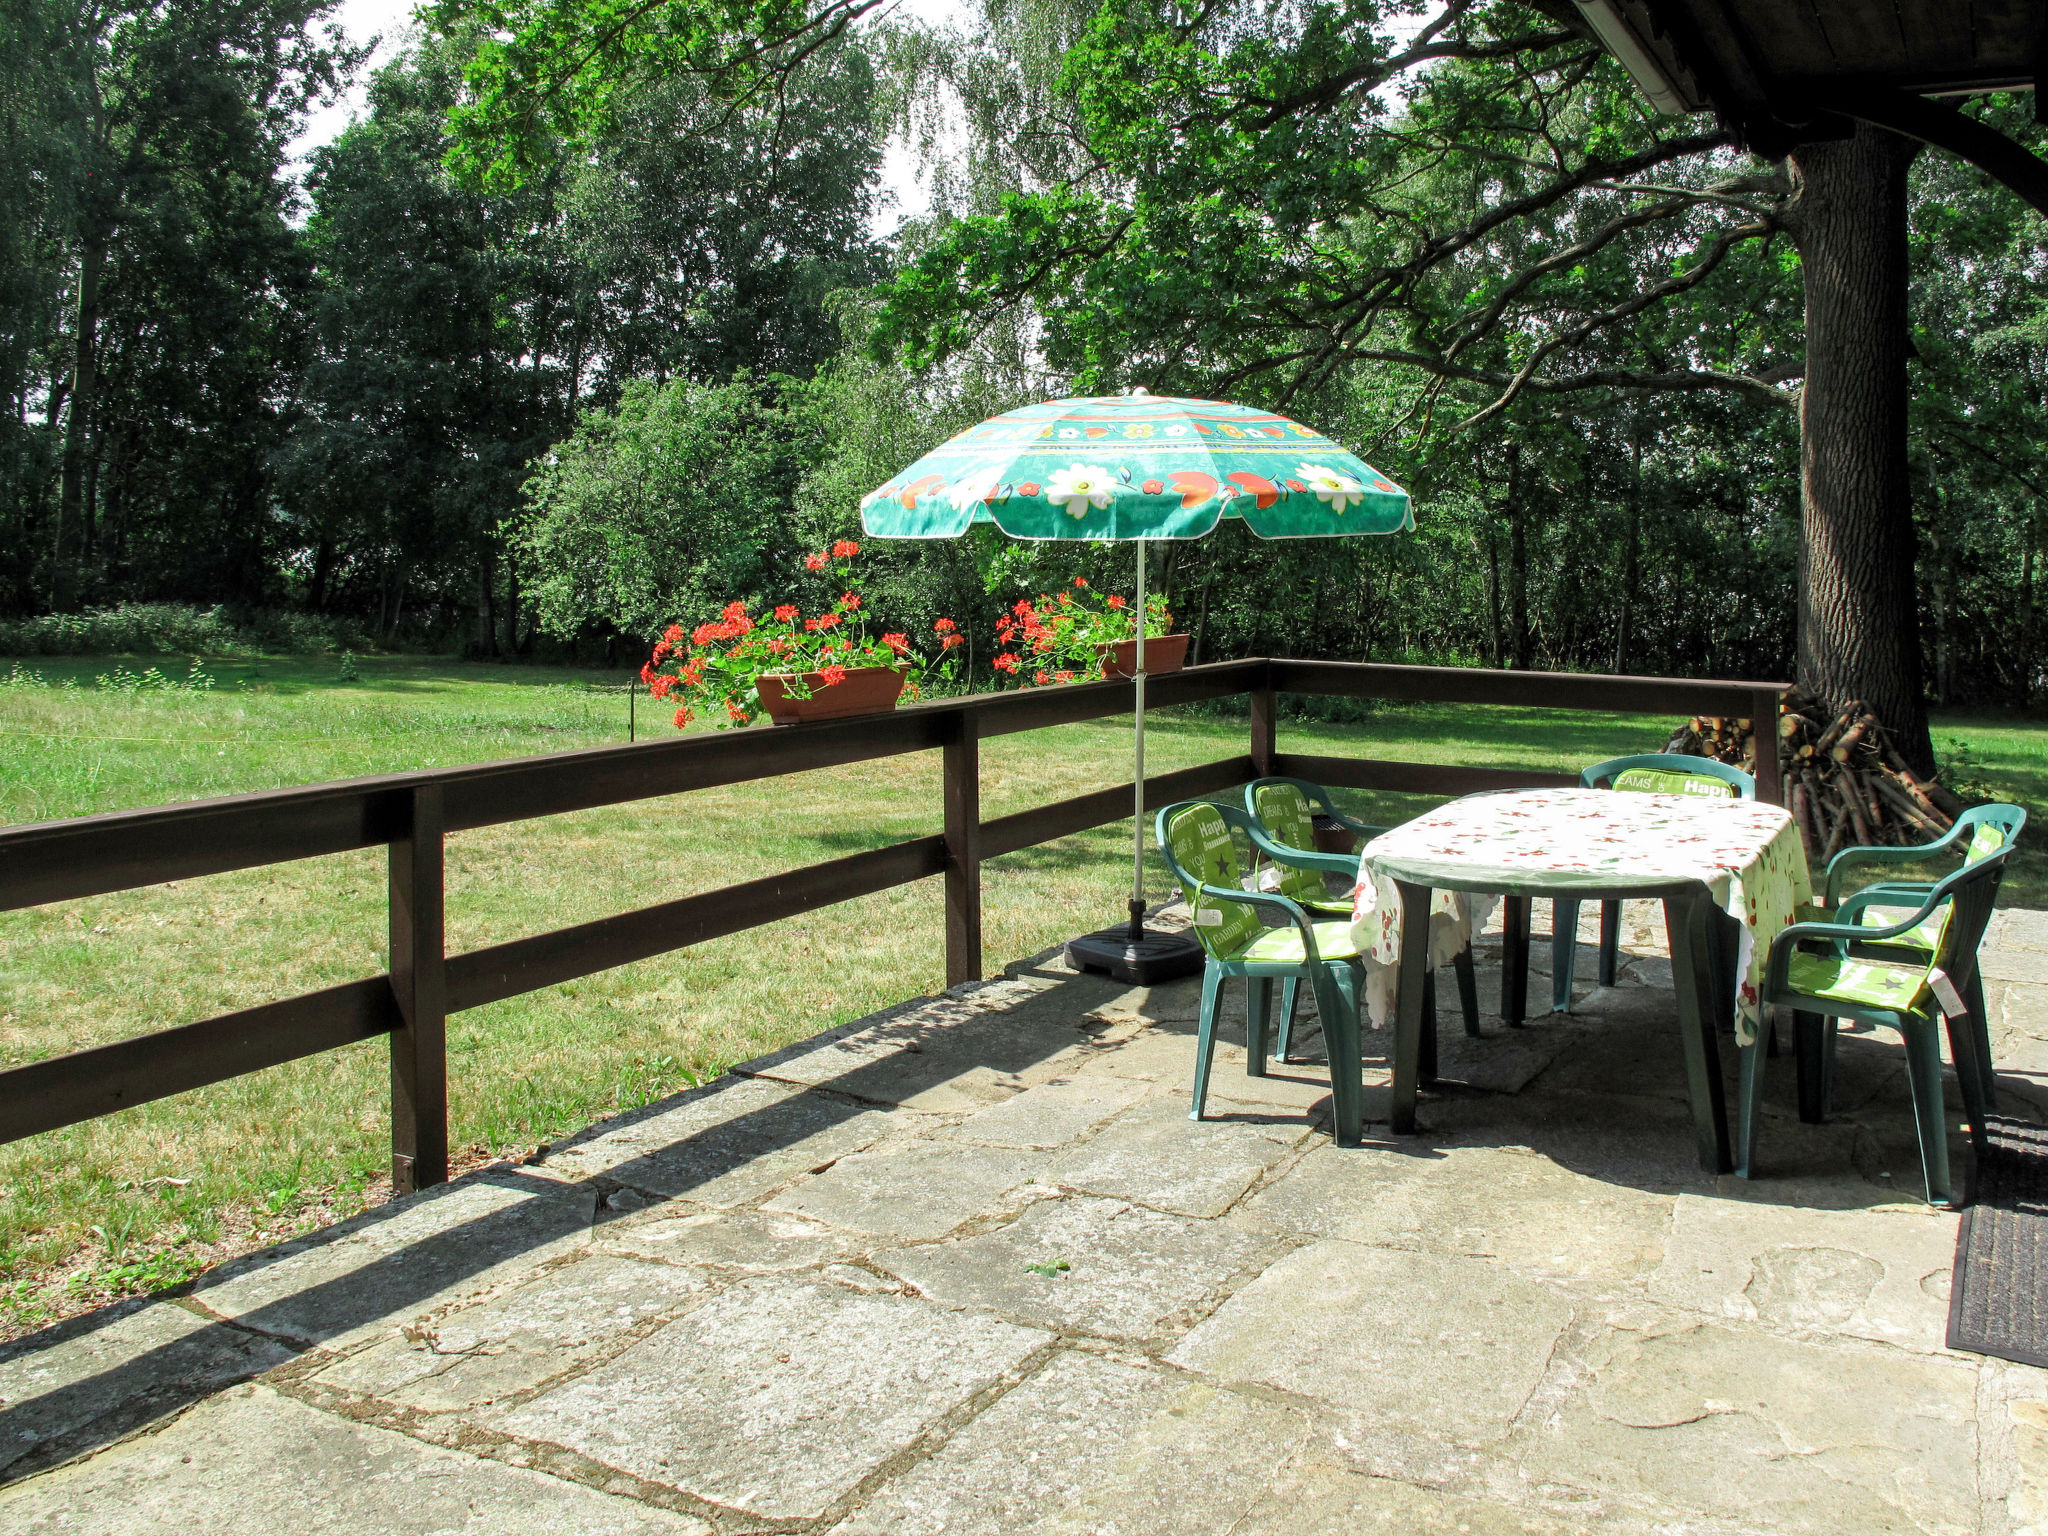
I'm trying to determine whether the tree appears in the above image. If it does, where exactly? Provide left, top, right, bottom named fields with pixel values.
left=0, top=0, right=357, bottom=612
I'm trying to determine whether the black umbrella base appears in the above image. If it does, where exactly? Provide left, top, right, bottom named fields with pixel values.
left=1067, top=926, right=1206, bottom=986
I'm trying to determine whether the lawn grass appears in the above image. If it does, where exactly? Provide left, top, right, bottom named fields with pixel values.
left=0, top=652, right=2041, bottom=1333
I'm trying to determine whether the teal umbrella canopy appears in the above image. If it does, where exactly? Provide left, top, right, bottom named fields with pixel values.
left=859, top=394, right=1412, bottom=541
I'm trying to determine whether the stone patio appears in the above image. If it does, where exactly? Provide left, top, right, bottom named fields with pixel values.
left=6, top=902, right=2048, bottom=1534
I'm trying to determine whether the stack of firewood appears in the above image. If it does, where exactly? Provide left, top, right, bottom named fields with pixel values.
left=1665, top=691, right=1963, bottom=863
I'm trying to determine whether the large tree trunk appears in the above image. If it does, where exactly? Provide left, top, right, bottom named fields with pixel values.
left=1789, top=122, right=1932, bottom=772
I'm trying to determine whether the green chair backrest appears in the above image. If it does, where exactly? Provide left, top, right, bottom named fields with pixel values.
left=1161, top=803, right=1263, bottom=959
left=1583, top=752, right=1755, bottom=801
left=1250, top=782, right=1329, bottom=905
left=1959, top=803, right=2026, bottom=865
left=1924, top=842, right=2011, bottom=981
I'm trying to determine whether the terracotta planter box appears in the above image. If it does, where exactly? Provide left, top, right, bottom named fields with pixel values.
left=1095, top=632, right=1190, bottom=680
left=756, top=666, right=906, bottom=725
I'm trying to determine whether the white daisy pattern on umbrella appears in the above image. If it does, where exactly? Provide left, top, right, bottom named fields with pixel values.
left=1298, top=462, right=1367, bottom=512
left=1044, top=463, right=1117, bottom=518
left=946, top=466, right=1006, bottom=513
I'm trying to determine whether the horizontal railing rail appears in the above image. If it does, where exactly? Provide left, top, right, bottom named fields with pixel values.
left=0, top=657, right=1787, bottom=1184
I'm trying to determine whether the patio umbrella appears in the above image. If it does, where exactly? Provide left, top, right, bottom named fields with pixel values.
left=860, top=390, right=1413, bottom=983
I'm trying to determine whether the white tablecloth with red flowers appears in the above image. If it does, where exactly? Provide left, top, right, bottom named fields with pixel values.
left=1349, top=788, right=1812, bottom=1045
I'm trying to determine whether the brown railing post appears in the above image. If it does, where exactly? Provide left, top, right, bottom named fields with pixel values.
left=389, top=783, right=447, bottom=1193
left=1751, top=687, right=1784, bottom=806
left=1250, top=670, right=1277, bottom=779
left=943, top=711, right=982, bottom=988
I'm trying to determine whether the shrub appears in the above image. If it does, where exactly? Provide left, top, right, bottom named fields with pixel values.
left=0, top=605, right=372, bottom=657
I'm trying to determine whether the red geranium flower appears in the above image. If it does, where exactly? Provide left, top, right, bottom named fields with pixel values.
left=774, top=604, right=799, bottom=622
left=1107, top=594, right=1126, bottom=610
left=832, top=539, right=859, bottom=558
left=1056, top=670, right=1075, bottom=682
left=840, top=592, right=861, bottom=610
left=662, top=623, right=685, bottom=644
left=639, top=662, right=658, bottom=684
left=722, top=600, right=747, bottom=622
left=933, top=617, right=956, bottom=632
left=992, top=653, right=1020, bottom=673
left=1013, top=599, right=1034, bottom=617
left=820, top=663, right=848, bottom=686
left=881, top=632, right=910, bottom=654
left=804, top=617, right=821, bottom=632
left=1034, top=669, right=1052, bottom=685
left=805, top=553, right=827, bottom=571
left=648, top=675, right=674, bottom=699
left=673, top=707, right=693, bottom=728
left=817, top=612, right=842, bottom=630
left=1073, top=576, right=1089, bottom=588
left=727, top=700, right=749, bottom=721
left=941, top=633, right=964, bottom=649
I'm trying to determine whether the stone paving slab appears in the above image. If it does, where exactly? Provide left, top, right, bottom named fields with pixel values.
left=538, top=1076, right=897, bottom=1204
left=874, top=1194, right=1292, bottom=1344
left=1233, top=1460, right=1662, bottom=1536
left=734, top=973, right=1127, bottom=1112
left=1241, top=1142, right=1673, bottom=1285
left=1648, top=1193, right=1958, bottom=1352
left=828, top=1350, right=1314, bottom=1536
left=0, top=1384, right=711, bottom=1534
left=938, top=1075, right=1152, bottom=1149
left=764, top=1136, right=1051, bottom=1241
left=1518, top=1316, right=1981, bottom=1534
left=1168, top=1241, right=1576, bottom=1455
left=595, top=1202, right=866, bottom=1273
left=1047, top=1092, right=1311, bottom=1217
left=0, top=1298, right=297, bottom=1480
left=313, top=1253, right=714, bottom=1412
left=189, top=1170, right=597, bottom=1351
left=487, top=1274, right=1049, bottom=1523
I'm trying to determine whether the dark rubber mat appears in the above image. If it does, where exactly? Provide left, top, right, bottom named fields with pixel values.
left=1949, top=1116, right=2048, bottom=1367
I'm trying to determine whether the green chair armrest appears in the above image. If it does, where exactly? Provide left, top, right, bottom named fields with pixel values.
left=1240, top=820, right=1361, bottom=878
left=1824, top=822, right=1968, bottom=902
left=1765, top=890, right=1948, bottom=1000
left=1192, top=882, right=1325, bottom=962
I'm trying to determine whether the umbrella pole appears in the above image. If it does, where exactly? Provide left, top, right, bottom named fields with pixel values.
left=1128, top=538, right=1147, bottom=943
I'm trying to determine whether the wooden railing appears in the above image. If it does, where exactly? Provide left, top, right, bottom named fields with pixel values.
left=0, top=659, right=1787, bottom=1189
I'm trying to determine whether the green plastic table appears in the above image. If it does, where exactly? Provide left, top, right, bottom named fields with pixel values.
left=1353, top=788, right=1813, bottom=1174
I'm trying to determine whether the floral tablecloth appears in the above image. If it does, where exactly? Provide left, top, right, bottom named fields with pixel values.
left=1349, top=788, right=1812, bottom=1044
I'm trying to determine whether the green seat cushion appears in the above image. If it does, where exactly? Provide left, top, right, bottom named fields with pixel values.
left=1783, top=951, right=1931, bottom=1012
left=1239, top=921, right=1362, bottom=965
left=1966, top=821, right=2008, bottom=863
left=1165, top=804, right=1263, bottom=958
left=1251, top=783, right=1329, bottom=906
left=1857, top=904, right=1949, bottom=953
left=1611, top=769, right=1741, bottom=799
left=1299, top=893, right=1353, bottom=918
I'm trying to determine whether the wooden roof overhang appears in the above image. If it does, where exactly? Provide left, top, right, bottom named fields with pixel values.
left=1570, top=0, right=2048, bottom=215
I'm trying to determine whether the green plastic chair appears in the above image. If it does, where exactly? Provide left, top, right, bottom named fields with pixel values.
left=1740, top=841, right=2012, bottom=1206
left=1804, top=803, right=2026, bottom=1115
left=1155, top=799, right=1365, bottom=1146
left=1550, top=754, right=1756, bottom=1012
left=1243, top=776, right=1480, bottom=1057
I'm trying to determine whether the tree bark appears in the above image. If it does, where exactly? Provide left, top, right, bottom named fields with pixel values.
left=1504, top=445, right=1531, bottom=669
left=1612, top=431, right=1642, bottom=674
left=2018, top=528, right=2038, bottom=709
left=53, top=233, right=104, bottom=609
left=1788, top=122, right=1932, bottom=771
